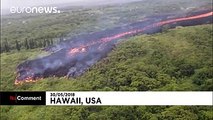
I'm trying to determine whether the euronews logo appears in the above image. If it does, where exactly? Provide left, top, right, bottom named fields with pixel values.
left=10, top=6, right=61, bottom=14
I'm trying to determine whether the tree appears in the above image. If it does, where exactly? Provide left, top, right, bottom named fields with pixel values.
left=29, top=39, right=34, bottom=49
left=4, top=39, right=10, bottom=52
left=0, top=44, right=2, bottom=53
left=46, top=39, right=50, bottom=46
left=24, top=38, right=29, bottom=49
left=38, top=40, right=43, bottom=48
left=15, top=40, right=21, bottom=51
left=43, top=39, right=46, bottom=47
left=161, top=106, right=198, bottom=120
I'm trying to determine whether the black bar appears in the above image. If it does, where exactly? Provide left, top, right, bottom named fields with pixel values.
left=0, top=91, right=46, bottom=105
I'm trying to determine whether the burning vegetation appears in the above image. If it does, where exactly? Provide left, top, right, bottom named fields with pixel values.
left=15, top=9, right=213, bottom=85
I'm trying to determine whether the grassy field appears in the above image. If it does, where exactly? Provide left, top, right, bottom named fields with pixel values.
left=1, top=24, right=212, bottom=119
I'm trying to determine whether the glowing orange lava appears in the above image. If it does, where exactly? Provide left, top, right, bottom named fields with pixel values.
left=68, top=47, right=87, bottom=55
left=14, top=78, right=40, bottom=85
left=14, top=68, right=40, bottom=85
left=155, top=12, right=213, bottom=26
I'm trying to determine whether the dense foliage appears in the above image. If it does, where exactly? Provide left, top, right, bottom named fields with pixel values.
left=1, top=0, right=211, bottom=52
left=1, top=25, right=212, bottom=119
left=1, top=0, right=212, bottom=119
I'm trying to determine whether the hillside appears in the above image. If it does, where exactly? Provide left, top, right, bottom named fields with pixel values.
left=1, top=25, right=212, bottom=119
left=1, top=24, right=212, bottom=91
left=1, top=0, right=211, bottom=52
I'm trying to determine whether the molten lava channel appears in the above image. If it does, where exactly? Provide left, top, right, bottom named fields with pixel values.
left=15, top=10, right=213, bottom=85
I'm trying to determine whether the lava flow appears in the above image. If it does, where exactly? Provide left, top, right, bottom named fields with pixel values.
left=15, top=10, right=213, bottom=85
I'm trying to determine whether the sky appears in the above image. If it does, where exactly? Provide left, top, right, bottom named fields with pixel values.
left=1, top=0, right=142, bottom=10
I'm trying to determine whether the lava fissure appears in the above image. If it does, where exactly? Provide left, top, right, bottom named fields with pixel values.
left=15, top=10, right=213, bottom=85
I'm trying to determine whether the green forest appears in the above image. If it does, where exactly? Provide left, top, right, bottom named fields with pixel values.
left=1, top=0, right=211, bottom=53
left=1, top=0, right=212, bottom=119
left=1, top=25, right=212, bottom=120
